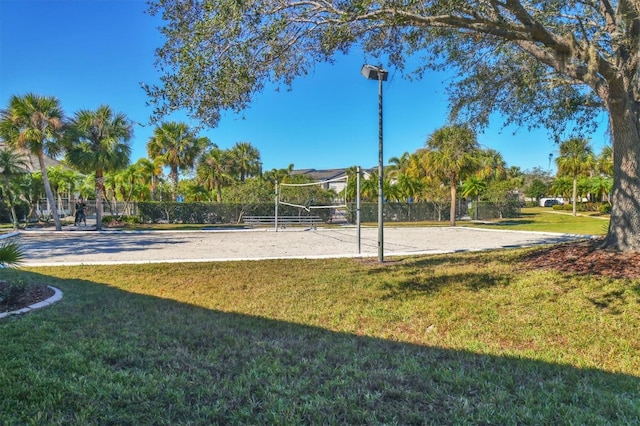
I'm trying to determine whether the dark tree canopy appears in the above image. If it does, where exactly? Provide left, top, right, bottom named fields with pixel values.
left=147, top=0, right=640, bottom=252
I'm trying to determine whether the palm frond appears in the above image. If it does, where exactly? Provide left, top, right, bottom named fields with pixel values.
left=0, top=241, right=24, bottom=267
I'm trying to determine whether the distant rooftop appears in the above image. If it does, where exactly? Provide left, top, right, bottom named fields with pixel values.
left=0, top=142, right=67, bottom=172
left=291, top=167, right=375, bottom=181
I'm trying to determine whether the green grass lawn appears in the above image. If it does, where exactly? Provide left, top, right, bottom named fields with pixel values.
left=2, top=209, right=639, bottom=424
left=464, top=207, right=610, bottom=236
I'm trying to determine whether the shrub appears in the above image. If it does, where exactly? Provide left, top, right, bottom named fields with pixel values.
left=102, top=215, right=142, bottom=225
left=599, top=203, right=612, bottom=214
left=0, top=280, right=26, bottom=308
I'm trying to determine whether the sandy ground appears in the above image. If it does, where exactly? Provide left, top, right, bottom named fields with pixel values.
left=4, top=225, right=591, bottom=266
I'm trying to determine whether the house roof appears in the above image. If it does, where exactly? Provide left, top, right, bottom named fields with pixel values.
left=291, top=167, right=375, bottom=182
left=0, top=142, right=68, bottom=172
left=291, top=168, right=348, bottom=181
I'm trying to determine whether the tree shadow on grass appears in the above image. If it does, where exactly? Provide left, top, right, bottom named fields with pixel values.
left=1, top=270, right=639, bottom=424
left=362, top=250, right=518, bottom=296
left=472, top=219, right=536, bottom=227
left=379, top=271, right=513, bottom=300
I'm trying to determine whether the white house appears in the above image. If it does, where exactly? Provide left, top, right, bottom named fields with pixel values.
left=290, top=168, right=373, bottom=194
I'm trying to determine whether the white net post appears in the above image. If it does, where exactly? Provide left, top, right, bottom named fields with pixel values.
left=274, top=181, right=279, bottom=232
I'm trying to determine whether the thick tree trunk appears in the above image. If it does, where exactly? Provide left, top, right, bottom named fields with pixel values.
left=95, top=171, right=104, bottom=231
left=216, top=184, right=222, bottom=203
left=38, top=153, right=61, bottom=231
left=572, top=176, right=577, bottom=216
left=449, top=180, right=456, bottom=226
left=170, top=167, right=179, bottom=201
left=602, top=87, right=640, bottom=251
left=3, top=177, right=18, bottom=228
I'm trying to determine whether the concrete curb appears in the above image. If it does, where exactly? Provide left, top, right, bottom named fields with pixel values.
left=0, top=231, right=20, bottom=240
left=0, top=286, right=63, bottom=319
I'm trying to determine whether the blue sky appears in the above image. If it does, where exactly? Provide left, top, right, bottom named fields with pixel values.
left=1, top=0, right=610, bottom=174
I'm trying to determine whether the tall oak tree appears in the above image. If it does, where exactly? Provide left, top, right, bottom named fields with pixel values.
left=146, top=0, right=640, bottom=251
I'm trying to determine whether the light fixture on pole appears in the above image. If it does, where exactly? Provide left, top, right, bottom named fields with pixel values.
left=361, top=64, right=388, bottom=262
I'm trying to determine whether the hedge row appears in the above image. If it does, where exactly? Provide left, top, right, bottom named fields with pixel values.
left=135, top=201, right=519, bottom=224
left=137, top=202, right=333, bottom=224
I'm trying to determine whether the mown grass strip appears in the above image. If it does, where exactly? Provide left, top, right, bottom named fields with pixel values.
left=466, top=207, right=609, bottom=235
left=1, top=246, right=638, bottom=423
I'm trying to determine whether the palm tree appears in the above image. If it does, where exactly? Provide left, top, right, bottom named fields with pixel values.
left=179, top=179, right=209, bottom=202
left=65, top=105, right=132, bottom=230
left=424, top=125, right=480, bottom=226
left=147, top=122, right=209, bottom=200
left=550, top=176, right=573, bottom=202
left=0, top=94, right=65, bottom=230
left=229, top=141, right=261, bottom=182
left=46, top=166, right=79, bottom=218
left=360, top=168, right=379, bottom=202
left=102, top=171, right=120, bottom=214
left=506, top=166, right=525, bottom=193
left=197, top=145, right=233, bottom=202
left=114, top=163, right=148, bottom=216
left=476, top=148, right=507, bottom=182
left=556, top=138, right=595, bottom=216
left=461, top=176, right=487, bottom=220
left=0, top=147, right=29, bottom=228
left=263, top=163, right=294, bottom=187
left=596, top=145, right=613, bottom=177
left=387, top=152, right=424, bottom=202
left=16, top=171, right=44, bottom=225
left=387, top=152, right=411, bottom=177
left=128, top=158, right=161, bottom=201
left=590, top=175, right=613, bottom=204
left=134, top=157, right=163, bottom=201
left=393, top=172, right=424, bottom=202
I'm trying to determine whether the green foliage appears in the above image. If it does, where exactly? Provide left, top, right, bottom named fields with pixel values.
left=524, top=178, right=548, bottom=201
left=222, top=177, right=273, bottom=204
left=552, top=202, right=609, bottom=213
left=277, top=175, right=335, bottom=207
left=0, top=241, right=24, bottom=267
left=137, top=202, right=271, bottom=224
left=352, top=202, right=446, bottom=223
left=0, top=93, right=65, bottom=230
left=424, top=125, right=480, bottom=225
left=196, top=145, right=234, bottom=202
left=64, top=105, right=132, bottom=175
left=145, top=0, right=640, bottom=250
left=425, top=125, right=480, bottom=182
left=0, top=148, right=29, bottom=227
left=461, top=176, right=487, bottom=199
left=599, top=203, right=612, bottom=214
left=146, top=121, right=209, bottom=200
left=0, top=279, right=27, bottom=308
left=228, top=141, right=261, bottom=182
left=556, top=138, right=594, bottom=178
left=101, top=215, right=142, bottom=225
left=550, top=176, right=572, bottom=199
left=145, top=0, right=606, bottom=139
left=136, top=201, right=339, bottom=224
left=65, top=105, right=133, bottom=231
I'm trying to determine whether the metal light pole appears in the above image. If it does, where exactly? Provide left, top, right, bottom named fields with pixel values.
left=356, top=165, right=361, bottom=254
left=361, top=64, right=388, bottom=262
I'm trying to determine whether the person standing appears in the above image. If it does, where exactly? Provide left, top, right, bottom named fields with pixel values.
left=74, top=198, right=87, bottom=226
